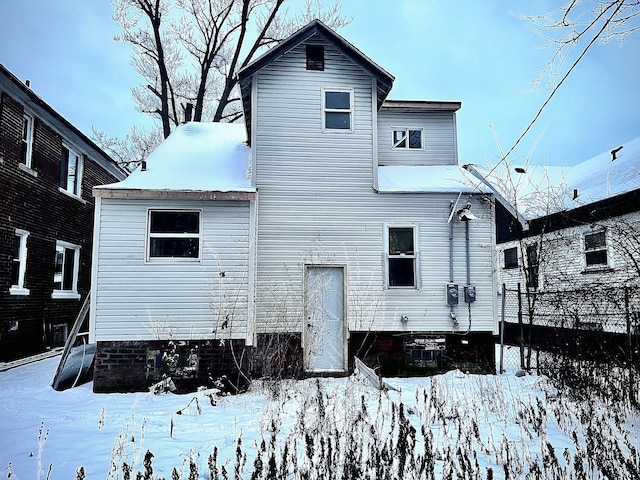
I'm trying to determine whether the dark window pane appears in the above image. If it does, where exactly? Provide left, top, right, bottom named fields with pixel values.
left=504, top=247, right=518, bottom=269
left=526, top=244, right=538, bottom=266
left=306, top=45, right=324, bottom=71
left=150, top=238, right=200, bottom=258
left=393, top=130, right=406, bottom=148
left=409, top=130, right=422, bottom=149
left=585, top=232, right=606, bottom=250
left=11, top=261, right=20, bottom=286
left=586, top=250, right=607, bottom=266
left=325, top=91, right=350, bottom=110
left=526, top=266, right=539, bottom=290
left=325, top=112, right=350, bottom=129
left=389, top=228, right=414, bottom=254
left=13, top=235, right=21, bottom=258
left=60, top=147, right=69, bottom=189
left=62, top=248, right=74, bottom=290
left=151, top=211, right=199, bottom=233
left=389, top=258, right=415, bottom=286
left=54, top=249, right=64, bottom=290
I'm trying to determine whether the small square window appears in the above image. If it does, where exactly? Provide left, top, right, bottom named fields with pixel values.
left=306, top=45, right=324, bottom=71
left=21, top=114, right=34, bottom=168
left=148, top=210, right=201, bottom=260
left=585, top=230, right=607, bottom=266
left=387, top=226, right=417, bottom=288
left=323, top=89, right=352, bottom=131
left=393, top=129, right=422, bottom=149
left=60, top=145, right=83, bottom=197
left=504, top=247, right=518, bottom=269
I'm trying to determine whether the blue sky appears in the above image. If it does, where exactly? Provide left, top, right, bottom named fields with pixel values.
left=1, top=0, right=638, bottom=166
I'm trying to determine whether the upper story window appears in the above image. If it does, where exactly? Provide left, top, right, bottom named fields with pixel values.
left=10, top=229, right=30, bottom=296
left=53, top=241, right=80, bottom=299
left=503, top=247, right=518, bottom=269
left=584, top=230, right=608, bottom=267
left=60, top=145, right=83, bottom=197
left=306, top=45, right=324, bottom=71
left=147, top=210, right=201, bottom=261
left=21, top=113, right=34, bottom=168
left=386, top=226, right=418, bottom=288
left=392, top=128, right=422, bottom=149
left=322, top=88, right=353, bottom=131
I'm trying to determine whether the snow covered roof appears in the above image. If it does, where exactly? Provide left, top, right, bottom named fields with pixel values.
left=377, top=165, right=492, bottom=194
left=95, top=122, right=253, bottom=197
left=468, top=136, right=640, bottom=220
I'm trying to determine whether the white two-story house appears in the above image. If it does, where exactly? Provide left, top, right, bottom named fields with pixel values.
left=90, top=20, right=497, bottom=392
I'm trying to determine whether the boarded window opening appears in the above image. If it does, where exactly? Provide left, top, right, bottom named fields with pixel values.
left=306, top=45, right=324, bottom=71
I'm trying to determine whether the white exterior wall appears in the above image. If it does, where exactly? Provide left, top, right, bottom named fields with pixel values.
left=252, top=38, right=497, bottom=335
left=497, top=211, right=640, bottom=292
left=377, top=110, right=458, bottom=166
left=90, top=198, right=251, bottom=342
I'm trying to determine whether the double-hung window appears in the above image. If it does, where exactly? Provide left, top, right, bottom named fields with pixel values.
left=584, top=230, right=608, bottom=267
left=386, top=226, right=418, bottom=288
left=147, top=210, right=201, bottom=261
left=60, top=145, right=83, bottom=197
left=10, top=229, right=30, bottom=295
left=392, top=128, right=422, bottom=149
left=53, top=241, right=80, bottom=299
left=21, top=114, right=34, bottom=168
left=323, top=88, right=353, bottom=131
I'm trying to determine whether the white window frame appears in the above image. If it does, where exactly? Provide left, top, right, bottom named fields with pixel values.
left=10, top=229, right=30, bottom=296
left=392, top=128, right=423, bottom=150
left=146, top=209, right=203, bottom=263
left=583, top=228, right=609, bottom=270
left=21, top=113, right=34, bottom=168
left=52, top=240, right=81, bottom=299
left=322, top=87, right=354, bottom=132
left=384, top=224, right=420, bottom=289
left=59, top=144, right=84, bottom=198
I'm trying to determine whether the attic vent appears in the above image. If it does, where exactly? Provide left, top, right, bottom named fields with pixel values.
left=306, top=45, right=324, bottom=71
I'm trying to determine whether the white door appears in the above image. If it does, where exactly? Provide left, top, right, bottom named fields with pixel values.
left=304, top=266, right=345, bottom=372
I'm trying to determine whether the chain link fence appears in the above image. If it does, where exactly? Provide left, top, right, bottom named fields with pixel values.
left=497, top=284, right=640, bottom=407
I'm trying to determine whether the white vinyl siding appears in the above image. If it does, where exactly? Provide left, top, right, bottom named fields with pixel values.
left=377, top=110, right=458, bottom=166
left=91, top=198, right=251, bottom=342
left=251, top=38, right=496, bottom=335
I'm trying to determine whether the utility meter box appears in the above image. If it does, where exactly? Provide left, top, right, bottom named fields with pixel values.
left=464, top=285, right=477, bottom=303
left=446, top=283, right=459, bottom=306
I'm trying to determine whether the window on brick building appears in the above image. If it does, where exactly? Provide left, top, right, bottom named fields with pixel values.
left=10, top=229, right=30, bottom=296
left=21, top=114, right=34, bottom=168
left=52, top=241, right=80, bottom=299
left=60, top=145, right=83, bottom=197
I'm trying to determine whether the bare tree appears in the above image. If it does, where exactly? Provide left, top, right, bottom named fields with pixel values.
left=502, top=0, right=639, bottom=163
left=97, top=0, right=349, bottom=168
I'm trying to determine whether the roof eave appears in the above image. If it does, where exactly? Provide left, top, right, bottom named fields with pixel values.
left=93, top=188, right=256, bottom=201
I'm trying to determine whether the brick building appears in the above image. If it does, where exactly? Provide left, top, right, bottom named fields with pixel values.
left=0, top=64, right=126, bottom=361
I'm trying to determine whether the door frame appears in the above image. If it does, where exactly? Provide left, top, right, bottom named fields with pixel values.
left=302, top=264, right=348, bottom=373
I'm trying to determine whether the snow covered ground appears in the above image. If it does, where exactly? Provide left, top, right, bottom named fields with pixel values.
left=0, top=354, right=638, bottom=479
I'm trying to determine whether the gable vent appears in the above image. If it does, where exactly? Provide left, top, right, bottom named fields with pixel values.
left=306, top=45, right=324, bottom=71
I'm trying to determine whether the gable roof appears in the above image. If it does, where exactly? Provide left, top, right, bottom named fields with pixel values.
left=0, top=64, right=126, bottom=180
left=467, top=135, right=640, bottom=222
left=237, top=19, right=395, bottom=144
left=94, top=122, right=254, bottom=200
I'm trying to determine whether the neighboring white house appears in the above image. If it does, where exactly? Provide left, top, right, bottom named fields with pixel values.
left=91, top=20, right=498, bottom=392
left=468, top=136, right=640, bottom=333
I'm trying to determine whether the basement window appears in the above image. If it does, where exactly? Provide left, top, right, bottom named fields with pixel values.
left=392, top=128, right=423, bottom=149
left=584, top=230, right=608, bottom=267
left=147, top=210, right=201, bottom=261
left=386, top=226, right=418, bottom=288
left=306, top=45, right=324, bottom=71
